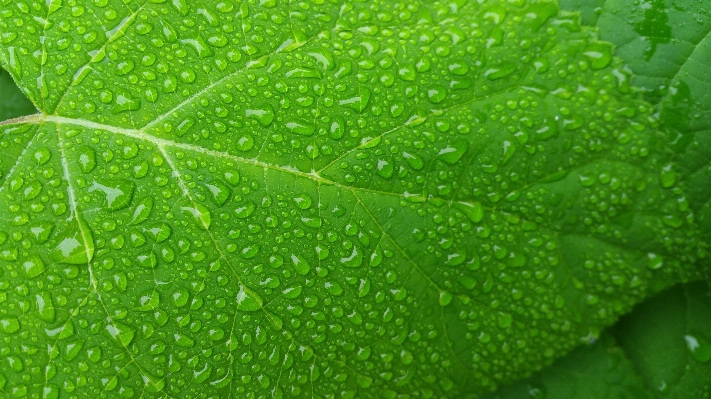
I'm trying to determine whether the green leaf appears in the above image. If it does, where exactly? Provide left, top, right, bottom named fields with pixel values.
left=0, top=68, right=36, bottom=121
left=0, top=0, right=708, bottom=397
left=571, top=0, right=711, bottom=111
left=485, top=282, right=711, bottom=399
left=481, top=332, right=654, bottom=399
left=561, top=0, right=711, bottom=274
left=614, top=282, right=711, bottom=398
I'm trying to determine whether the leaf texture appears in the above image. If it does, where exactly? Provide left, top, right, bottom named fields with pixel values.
left=0, top=0, right=708, bottom=397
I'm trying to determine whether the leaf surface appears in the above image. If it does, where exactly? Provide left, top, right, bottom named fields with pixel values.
left=0, top=0, right=708, bottom=397
left=561, top=0, right=711, bottom=285
left=614, top=282, right=711, bottom=398
left=486, top=282, right=711, bottom=399
left=481, top=332, right=654, bottom=399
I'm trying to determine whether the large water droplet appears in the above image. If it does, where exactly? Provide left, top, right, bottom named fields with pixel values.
left=685, top=334, right=711, bottom=363
left=181, top=204, right=211, bottom=230
left=290, top=253, right=311, bottom=275
left=340, top=247, right=363, bottom=267
left=236, top=285, right=263, bottom=311
left=21, top=256, right=46, bottom=278
left=104, top=321, right=136, bottom=347
left=88, top=180, right=136, bottom=210
left=49, top=221, right=95, bottom=265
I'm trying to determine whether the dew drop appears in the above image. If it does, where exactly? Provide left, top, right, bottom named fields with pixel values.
left=21, top=256, right=46, bottom=278
left=205, top=180, right=231, bottom=206
left=181, top=204, right=211, bottom=230
left=376, top=157, right=394, bottom=179
left=437, top=139, right=468, bottom=165
left=246, top=104, right=275, bottom=127
left=290, top=253, right=311, bottom=275
left=104, top=321, right=136, bottom=347
left=88, top=180, right=136, bottom=210
left=235, top=134, right=255, bottom=151
left=0, top=317, right=20, bottom=334
left=455, top=201, right=484, bottom=223
left=49, top=222, right=95, bottom=265
left=236, top=285, right=263, bottom=311
left=660, top=164, right=676, bottom=188
left=438, top=291, right=453, bottom=306
left=340, top=247, right=363, bottom=267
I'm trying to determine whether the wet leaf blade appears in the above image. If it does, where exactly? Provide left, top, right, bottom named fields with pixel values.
left=482, top=332, right=655, bottom=399
left=0, top=0, right=708, bottom=397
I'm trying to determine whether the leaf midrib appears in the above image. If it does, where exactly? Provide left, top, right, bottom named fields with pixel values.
left=3, top=111, right=677, bottom=260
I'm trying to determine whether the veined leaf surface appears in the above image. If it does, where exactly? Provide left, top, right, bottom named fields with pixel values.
left=0, top=0, right=707, bottom=397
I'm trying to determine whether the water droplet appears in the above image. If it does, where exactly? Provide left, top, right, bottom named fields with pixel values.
left=484, top=62, right=516, bottom=80
left=455, top=201, right=484, bottom=223
left=439, top=291, right=453, bottom=306
left=33, top=146, right=51, bottom=165
left=234, top=201, right=256, bottom=218
left=235, top=134, right=255, bottom=151
left=285, top=119, right=316, bottom=136
left=339, top=88, right=371, bottom=113
left=137, top=289, right=160, bottom=311
left=304, top=49, right=334, bottom=71
left=173, top=332, right=195, bottom=347
left=376, top=157, right=394, bottom=179
left=397, top=65, right=416, bottom=81
left=35, top=292, right=55, bottom=321
left=293, top=193, right=312, bottom=210
left=324, top=280, right=344, bottom=296
left=425, top=85, right=447, bottom=104
left=181, top=204, right=211, bottom=230
left=49, top=221, right=95, bottom=265
left=104, top=321, right=136, bottom=347
left=437, top=139, right=468, bottom=165
left=205, top=180, right=231, bottom=206
left=236, top=285, right=263, bottom=311
left=647, top=253, right=663, bottom=270
left=241, top=244, right=260, bottom=259
left=0, top=246, right=18, bottom=261
left=660, top=164, right=676, bottom=188
left=583, top=42, right=613, bottom=69
left=685, top=334, right=711, bottom=363
left=21, top=256, right=46, bottom=278
left=29, top=221, right=54, bottom=243
left=129, top=197, right=154, bottom=225
left=88, top=180, right=136, bottom=210
left=290, top=253, right=311, bottom=275
left=136, top=251, right=158, bottom=268
left=402, top=151, right=424, bottom=170
left=446, top=249, right=467, bottom=267
left=246, top=104, right=275, bottom=127
left=0, top=317, right=20, bottom=334
left=370, top=247, right=383, bottom=267
left=340, top=247, right=363, bottom=267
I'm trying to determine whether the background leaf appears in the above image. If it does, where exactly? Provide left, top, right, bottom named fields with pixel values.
left=0, top=67, right=36, bottom=121
left=484, top=282, right=711, bottom=399
left=614, top=282, right=711, bottom=398
left=481, top=332, right=654, bottom=399
left=559, top=0, right=711, bottom=240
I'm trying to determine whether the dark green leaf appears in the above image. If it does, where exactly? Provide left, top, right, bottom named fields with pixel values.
left=614, top=282, right=711, bottom=398
left=0, top=68, right=36, bottom=121
left=481, top=332, right=654, bottom=399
